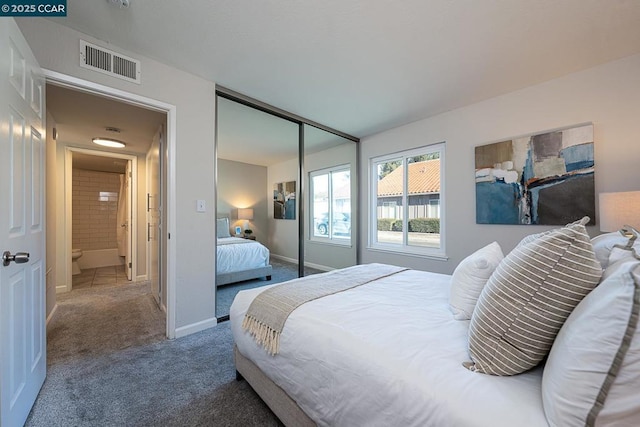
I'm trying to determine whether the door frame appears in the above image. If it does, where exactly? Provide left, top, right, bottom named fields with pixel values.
left=45, top=69, right=177, bottom=338
left=146, top=125, right=164, bottom=308
left=64, top=148, right=137, bottom=284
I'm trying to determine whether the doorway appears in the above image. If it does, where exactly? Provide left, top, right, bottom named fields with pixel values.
left=45, top=76, right=174, bottom=335
left=67, top=149, right=135, bottom=289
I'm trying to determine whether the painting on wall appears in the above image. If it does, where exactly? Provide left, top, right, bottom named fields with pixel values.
left=274, top=181, right=296, bottom=220
left=475, top=124, right=595, bottom=225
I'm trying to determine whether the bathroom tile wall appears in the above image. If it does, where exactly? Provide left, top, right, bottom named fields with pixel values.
left=72, top=169, right=122, bottom=251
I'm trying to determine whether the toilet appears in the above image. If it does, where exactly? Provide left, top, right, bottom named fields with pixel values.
left=72, top=248, right=83, bottom=275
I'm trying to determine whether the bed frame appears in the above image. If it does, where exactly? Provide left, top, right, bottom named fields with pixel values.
left=234, top=345, right=315, bottom=426
left=216, top=265, right=272, bottom=287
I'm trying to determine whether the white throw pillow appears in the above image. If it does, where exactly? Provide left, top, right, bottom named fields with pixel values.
left=216, top=217, right=231, bottom=238
left=449, top=242, right=504, bottom=320
left=591, top=231, right=640, bottom=269
left=602, top=246, right=640, bottom=280
left=542, top=256, right=640, bottom=427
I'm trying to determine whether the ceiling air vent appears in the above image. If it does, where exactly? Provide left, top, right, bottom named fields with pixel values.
left=79, top=40, right=141, bottom=84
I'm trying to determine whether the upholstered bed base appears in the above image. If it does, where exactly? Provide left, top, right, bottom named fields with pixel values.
left=234, top=345, right=315, bottom=427
left=216, top=265, right=273, bottom=287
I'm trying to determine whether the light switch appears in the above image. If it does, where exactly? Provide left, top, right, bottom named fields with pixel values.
left=196, top=199, right=206, bottom=212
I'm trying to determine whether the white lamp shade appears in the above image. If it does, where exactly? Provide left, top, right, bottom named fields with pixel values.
left=238, top=208, right=254, bottom=220
left=599, top=191, right=640, bottom=232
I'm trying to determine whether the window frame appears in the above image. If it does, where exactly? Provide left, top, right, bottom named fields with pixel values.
left=309, top=164, right=352, bottom=246
left=368, top=143, right=446, bottom=259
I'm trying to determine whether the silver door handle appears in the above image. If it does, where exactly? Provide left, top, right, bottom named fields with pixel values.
left=2, top=251, right=30, bottom=267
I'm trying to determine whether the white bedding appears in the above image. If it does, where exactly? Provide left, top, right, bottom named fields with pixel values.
left=217, top=237, right=270, bottom=274
left=231, top=267, right=548, bottom=427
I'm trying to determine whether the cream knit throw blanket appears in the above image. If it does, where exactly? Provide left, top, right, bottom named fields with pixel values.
left=242, top=263, right=408, bottom=355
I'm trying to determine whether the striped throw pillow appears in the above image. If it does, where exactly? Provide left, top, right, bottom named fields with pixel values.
left=466, top=217, right=603, bottom=375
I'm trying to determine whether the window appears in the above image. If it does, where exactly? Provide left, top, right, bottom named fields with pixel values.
left=310, top=165, right=351, bottom=244
left=370, top=143, right=445, bottom=257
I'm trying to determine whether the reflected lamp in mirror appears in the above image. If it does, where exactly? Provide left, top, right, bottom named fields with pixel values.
left=599, top=191, right=640, bottom=232
left=238, top=208, right=254, bottom=233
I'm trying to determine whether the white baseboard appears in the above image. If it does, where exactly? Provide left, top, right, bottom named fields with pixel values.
left=303, top=261, right=333, bottom=272
left=46, top=304, right=58, bottom=326
left=136, top=274, right=148, bottom=282
left=270, top=254, right=297, bottom=264
left=174, top=317, right=218, bottom=339
left=270, top=254, right=333, bottom=272
left=56, top=284, right=70, bottom=293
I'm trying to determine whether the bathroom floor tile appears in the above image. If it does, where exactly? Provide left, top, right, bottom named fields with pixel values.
left=95, top=266, right=117, bottom=276
left=72, top=278, right=93, bottom=289
left=71, top=265, right=140, bottom=289
left=72, top=268, right=95, bottom=288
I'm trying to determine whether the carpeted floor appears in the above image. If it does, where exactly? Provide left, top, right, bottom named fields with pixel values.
left=26, top=281, right=282, bottom=427
left=216, top=258, right=324, bottom=318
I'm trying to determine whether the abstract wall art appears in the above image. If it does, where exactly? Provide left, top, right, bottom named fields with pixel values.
left=475, top=124, right=595, bottom=225
left=273, top=181, right=296, bottom=220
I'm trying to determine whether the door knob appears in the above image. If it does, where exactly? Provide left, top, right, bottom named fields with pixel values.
left=2, top=251, right=30, bottom=267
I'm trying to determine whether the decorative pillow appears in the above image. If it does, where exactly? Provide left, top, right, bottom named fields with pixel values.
left=591, top=230, right=640, bottom=269
left=542, top=258, right=640, bottom=427
left=449, top=242, right=504, bottom=320
left=602, top=246, right=640, bottom=280
left=517, top=228, right=554, bottom=247
left=216, top=217, right=231, bottom=238
left=466, top=217, right=603, bottom=376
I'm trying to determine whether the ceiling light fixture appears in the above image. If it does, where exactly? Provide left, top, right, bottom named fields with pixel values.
left=92, top=137, right=126, bottom=148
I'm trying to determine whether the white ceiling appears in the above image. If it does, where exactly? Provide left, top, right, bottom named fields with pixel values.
left=47, top=83, right=166, bottom=156
left=45, top=0, right=640, bottom=139
left=47, top=72, right=350, bottom=171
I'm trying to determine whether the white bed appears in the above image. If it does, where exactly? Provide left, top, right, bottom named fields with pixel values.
left=230, top=226, right=640, bottom=427
left=230, top=268, right=547, bottom=426
left=216, top=217, right=272, bottom=286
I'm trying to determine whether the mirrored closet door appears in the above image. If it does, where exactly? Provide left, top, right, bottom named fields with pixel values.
left=303, top=124, right=357, bottom=270
left=214, top=91, right=359, bottom=319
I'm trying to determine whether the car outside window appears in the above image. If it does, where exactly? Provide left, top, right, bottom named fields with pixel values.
left=310, top=165, right=351, bottom=244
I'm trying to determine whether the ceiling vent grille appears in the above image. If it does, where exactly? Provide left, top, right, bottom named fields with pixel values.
left=79, top=40, right=141, bottom=84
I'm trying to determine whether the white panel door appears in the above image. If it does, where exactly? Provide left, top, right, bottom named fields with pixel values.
left=147, top=127, right=162, bottom=307
left=0, top=19, right=46, bottom=427
left=125, top=160, right=132, bottom=281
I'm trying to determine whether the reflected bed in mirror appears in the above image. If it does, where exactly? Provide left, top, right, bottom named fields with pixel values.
left=216, top=217, right=272, bottom=286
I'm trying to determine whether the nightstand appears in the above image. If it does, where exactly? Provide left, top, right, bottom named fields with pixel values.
left=243, top=235, right=256, bottom=240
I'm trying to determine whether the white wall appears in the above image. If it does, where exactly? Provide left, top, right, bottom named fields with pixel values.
left=360, top=53, right=640, bottom=274
left=267, top=157, right=299, bottom=261
left=18, top=18, right=217, bottom=333
left=217, top=159, right=268, bottom=243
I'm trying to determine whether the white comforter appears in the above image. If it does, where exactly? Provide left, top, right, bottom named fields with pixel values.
left=231, top=266, right=548, bottom=427
left=217, top=237, right=269, bottom=274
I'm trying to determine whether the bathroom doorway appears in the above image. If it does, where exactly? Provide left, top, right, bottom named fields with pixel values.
left=46, top=82, right=168, bottom=315
left=68, top=149, right=135, bottom=289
